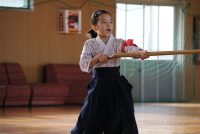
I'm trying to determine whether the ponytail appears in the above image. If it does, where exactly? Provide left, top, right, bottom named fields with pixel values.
left=87, top=29, right=97, bottom=39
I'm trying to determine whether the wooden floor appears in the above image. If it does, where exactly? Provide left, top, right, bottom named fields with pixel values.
left=0, top=103, right=200, bottom=134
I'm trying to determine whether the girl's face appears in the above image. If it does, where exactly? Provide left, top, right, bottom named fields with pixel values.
left=92, top=13, right=113, bottom=39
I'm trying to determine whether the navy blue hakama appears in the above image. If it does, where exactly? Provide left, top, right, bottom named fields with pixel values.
left=71, top=67, right=138, bottom=134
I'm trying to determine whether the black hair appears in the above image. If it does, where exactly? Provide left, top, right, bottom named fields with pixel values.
left=87, top=10, right=112, bottom=39
left=87, top=29, right=97, bottom=39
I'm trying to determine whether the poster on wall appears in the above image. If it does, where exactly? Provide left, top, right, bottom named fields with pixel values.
left=58, top=10, right=81, bottom=34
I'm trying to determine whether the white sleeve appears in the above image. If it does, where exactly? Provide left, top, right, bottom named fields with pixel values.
left=117, top=38, right=143, bottom=53
left=125, top=46, right=143, bottom=53
left=79, top=41, right=93, bottom=73
left=119, top=38, right=143, bottom=59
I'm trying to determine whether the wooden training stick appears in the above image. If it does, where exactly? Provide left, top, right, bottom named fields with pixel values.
left=109, top=49, right=200, bottom=59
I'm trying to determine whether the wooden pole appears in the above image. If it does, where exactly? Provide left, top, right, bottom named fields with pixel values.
left=109, top=49, right=200, bottom=59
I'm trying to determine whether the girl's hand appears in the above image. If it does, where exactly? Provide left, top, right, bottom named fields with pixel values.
left=141, top=50, right=150, bottom=60
left=98, top=54, right=109, bottom=63
left=89, top=54, right=108, bottom=68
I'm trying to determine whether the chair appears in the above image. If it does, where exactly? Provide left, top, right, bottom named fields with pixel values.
left=46, top=64, right=93, bottom=104
left=4, top=63, right=31, bottom=106
left=0, top=63, right=8, bottom=106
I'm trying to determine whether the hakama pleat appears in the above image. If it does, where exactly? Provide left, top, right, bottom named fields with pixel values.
left=71, top=67, right=138, bottom=134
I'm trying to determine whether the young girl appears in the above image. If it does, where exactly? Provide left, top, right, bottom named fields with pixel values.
left=71, top=9, right=149, bottom=134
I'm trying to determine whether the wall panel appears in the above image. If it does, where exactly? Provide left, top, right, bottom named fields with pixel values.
left=0, top=0, right=115, bottom=83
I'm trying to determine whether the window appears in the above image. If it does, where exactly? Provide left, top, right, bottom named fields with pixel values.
left=117, top=2, right=185, bottom=102
left=0, top=0, right=33, bottom=10
left=116, top=4, right=174, bottom=60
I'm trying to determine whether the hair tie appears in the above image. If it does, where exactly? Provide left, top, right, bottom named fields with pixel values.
left=95, top=11, right=101, bottom=16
